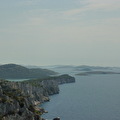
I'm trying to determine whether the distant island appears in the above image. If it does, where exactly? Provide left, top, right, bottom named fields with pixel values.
left=76, top=71, right=120, bottom=76
left=0, top=64, right=57, bottom=79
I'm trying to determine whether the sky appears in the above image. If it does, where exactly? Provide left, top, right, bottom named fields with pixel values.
left=0, top=0, right=120, bottom=67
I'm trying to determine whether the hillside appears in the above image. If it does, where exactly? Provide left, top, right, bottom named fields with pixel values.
left=0, top=64, right=57, bottom=79
left=0, top=74, right=75, bottom=120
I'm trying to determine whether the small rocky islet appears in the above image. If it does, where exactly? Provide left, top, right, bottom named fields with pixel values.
left=0, top=74, right=75, bottom=120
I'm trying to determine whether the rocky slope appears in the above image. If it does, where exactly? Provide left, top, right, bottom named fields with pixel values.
left=0, top=80, right=48, bottom=120
left=0, top=74, right=75, bottom=120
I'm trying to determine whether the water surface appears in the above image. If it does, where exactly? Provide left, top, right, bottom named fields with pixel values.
left=42, top=74, right=120, bottom=120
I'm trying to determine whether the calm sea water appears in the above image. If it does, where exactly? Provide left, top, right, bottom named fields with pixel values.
left=42, top=74, right=120, bottom=120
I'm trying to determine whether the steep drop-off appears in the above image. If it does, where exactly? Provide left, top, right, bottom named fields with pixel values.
left=0, top=74, right=75, bottom=120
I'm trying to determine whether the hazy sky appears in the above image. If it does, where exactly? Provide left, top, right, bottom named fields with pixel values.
left=0, top=0, right=120, bottom=66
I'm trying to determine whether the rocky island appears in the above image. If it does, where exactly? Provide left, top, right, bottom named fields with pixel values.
left=0, top=74, right=75, bottom=120
left=76, top=71, right=120, bottom=76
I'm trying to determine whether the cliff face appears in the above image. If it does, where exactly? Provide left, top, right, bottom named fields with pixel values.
left=13, top=79, right=59, bottom=102
left=0, top=80, right=59, bottom=120
left=0, top=80, right=44, bottom=120
left=0, top=74, right=75, bottom=120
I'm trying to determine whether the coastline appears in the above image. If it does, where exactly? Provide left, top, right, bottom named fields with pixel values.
left=0, top=74, right=75, bottom=120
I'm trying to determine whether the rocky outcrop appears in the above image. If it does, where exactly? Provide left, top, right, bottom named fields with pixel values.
left=0, top=80, right=41, bottom=120
left=0, top=79, right=59, bottom=120
left=53, top=117, right=60, bottom=120
left=0, top=74, right=75, bottom=120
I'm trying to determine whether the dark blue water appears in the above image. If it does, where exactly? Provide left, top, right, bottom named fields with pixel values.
left=42, top=75, right=120, bottom=120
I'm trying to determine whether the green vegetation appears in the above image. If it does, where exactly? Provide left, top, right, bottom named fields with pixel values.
left=28, top=105, right=43, bottom=115
left=0, top=73, right=75, bottom=120
left=0, top=64, right=57, bottom=79
left=23, top=74, right=74, bottom=87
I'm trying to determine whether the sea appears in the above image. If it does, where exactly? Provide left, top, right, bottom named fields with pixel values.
left=42, top=74, right=120, bottom=120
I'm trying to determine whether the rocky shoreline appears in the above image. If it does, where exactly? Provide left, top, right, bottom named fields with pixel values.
left=0, top=74, right=75, bottom=120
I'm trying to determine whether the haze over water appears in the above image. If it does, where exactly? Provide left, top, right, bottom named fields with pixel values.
left=42, top=74, right=120, bottom=120
left=0, top=0, right=120, bottom=66
left=1, top=0, right=120, bottom=119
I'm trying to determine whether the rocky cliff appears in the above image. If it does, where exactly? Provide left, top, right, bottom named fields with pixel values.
left=0, top=80, right=47, bottom=120
left=0, top=74, right=75, bottom=120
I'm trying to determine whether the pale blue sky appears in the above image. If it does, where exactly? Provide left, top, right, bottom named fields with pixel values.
left=0, top=0, right=120, bottom=66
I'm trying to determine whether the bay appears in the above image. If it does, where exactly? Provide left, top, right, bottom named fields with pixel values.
left=42, top=74, right=120, bottom=120
left=6, top=79, right=29, bottom=82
